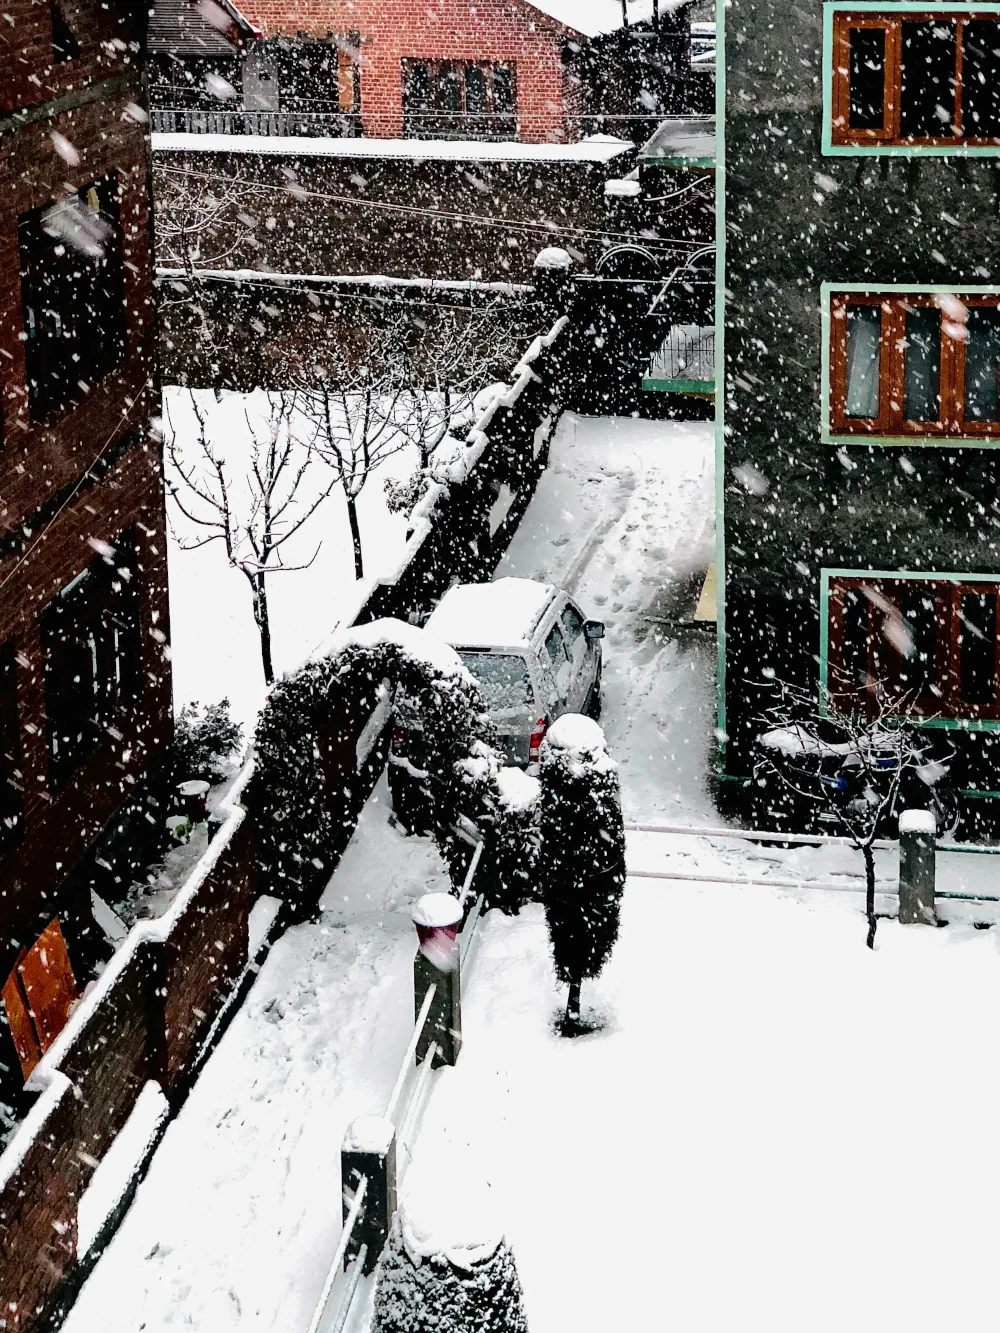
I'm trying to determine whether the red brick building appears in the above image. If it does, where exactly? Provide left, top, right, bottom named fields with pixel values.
left=0, top=0, right=170, bottom=1105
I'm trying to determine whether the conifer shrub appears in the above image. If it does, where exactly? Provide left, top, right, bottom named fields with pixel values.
left=169, top=698, right=243, bottom=784
left=250, top=620, right=503, bottom=914
left=372, top=1181, right=528, bottom=1333
left=536, top=714, right=625, bottom=1031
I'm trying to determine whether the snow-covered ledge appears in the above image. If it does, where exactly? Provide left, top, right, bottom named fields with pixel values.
left=0, top=757, right=257, bottom=1189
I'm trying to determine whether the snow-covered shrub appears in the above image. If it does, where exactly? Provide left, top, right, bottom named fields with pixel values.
left=481, top=766, right=540, bottom=915
left=251, top=619, right=504, bottom=911
left=537, top=714, right=625, bottom=1029
left=372, top=1175, right=527, bottom=1333
left=385, top=469, right=429, bottom=516
left=169, top=698, right=243, bottom=784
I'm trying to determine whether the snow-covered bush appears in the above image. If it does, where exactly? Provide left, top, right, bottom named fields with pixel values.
left=482, top=766, right=541, bottom=915
left=251, top=619, right=504, bottom=911
left=372, top=1174, right=527, bottom=1333
left=169, top=698, right=243, bottom=785
left=537, top=714, right=625, bottom=1030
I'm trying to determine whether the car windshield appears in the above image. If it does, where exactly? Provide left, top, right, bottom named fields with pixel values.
left=458, top=652, right=533, bottom=711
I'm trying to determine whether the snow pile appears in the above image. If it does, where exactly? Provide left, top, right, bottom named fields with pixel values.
left=411, top=893, right=463, bottom=929
left=398, top=1166, right=503, bottom=1270
left=496, top=766, right=540, bottom=813
left=343, top=1113, right=395, bottom=1156
left=604, top=178, right=642, bottom=198
left=151, top=132, right=634, bottom=163
left=533, top=246, right=573, bottom=270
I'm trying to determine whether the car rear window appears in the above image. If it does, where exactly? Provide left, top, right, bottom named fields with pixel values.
left=458, top=652, right=533, bottom=711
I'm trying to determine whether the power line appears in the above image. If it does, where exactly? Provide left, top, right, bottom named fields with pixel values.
left=157, top=162, right=711, bottom=250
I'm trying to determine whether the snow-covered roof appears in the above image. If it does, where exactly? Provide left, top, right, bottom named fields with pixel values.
left=151, top=132, right=635, bottom=164
left=527, top=0, right=689, bottom=39
left=639, top=116, right=716, bottom=166
left=425, top=578, right=555, bottom=650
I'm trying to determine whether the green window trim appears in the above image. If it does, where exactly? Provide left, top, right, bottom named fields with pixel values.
left=820, top=282, right=1000, bottom=447
left=642, top=377, right=716, bottom=394
left=822, top=2, right=1000, bottom=157
left=818, top=565, right=1000, bottom=730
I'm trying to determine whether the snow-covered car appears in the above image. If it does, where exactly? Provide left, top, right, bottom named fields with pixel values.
left=389, top=578, right=604, bottom=824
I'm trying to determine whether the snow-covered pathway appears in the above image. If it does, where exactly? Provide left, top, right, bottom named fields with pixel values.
left=63, top=786, right=452, bottom=1333
left=411, top=884, right=1000, bottom=1333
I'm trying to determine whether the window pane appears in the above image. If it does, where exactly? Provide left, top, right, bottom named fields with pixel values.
left=962, top=20, right=1000, bottom=138
left=841, top=589, right=869, bottom=686
left=493, top=65, right=514, bottom=114
left=844, top=305, right=881, bottom=418
left=439, top=65, right=461, bottom=112
left=465, top=65, right=486, bottom=113
left=898, top=586, right=936, bottom=693
left=900, top=20, right=957, bottom=138
left=903, top=306, right=941, bottom=421
left=405, top=64, right=430, bottom=110
left=959, top=592, right=997, bottom=704
left=848, top=28, right=887, bottom=129
left=965, top=306, right=1000, bottom=422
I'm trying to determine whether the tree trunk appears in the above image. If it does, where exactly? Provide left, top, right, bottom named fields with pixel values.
left=864, top=842, right=877, bottom=949
left=249, top=570, right=275, bottom=685
left=347, top=494, right=364, bottom=580
left=565, top=979, right=582, bottom=1029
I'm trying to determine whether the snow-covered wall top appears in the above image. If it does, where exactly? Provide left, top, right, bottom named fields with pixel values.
left=150, top=133, right=634, bottom=164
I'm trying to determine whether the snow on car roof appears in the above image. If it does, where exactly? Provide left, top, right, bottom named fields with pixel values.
left=425, top=578, right=555, bottom=649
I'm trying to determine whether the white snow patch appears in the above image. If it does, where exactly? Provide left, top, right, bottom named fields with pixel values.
left=496, top=766, right=540, bottom=812
left=343, top=1114, right=395, bottom=1156
left=533, top=246, right=573, bottom=270
left=399, top=1163, right=503, bottom=1271
left=151, top=133, right=634, bottom=163
left=411, top=893, right=463, bottom=929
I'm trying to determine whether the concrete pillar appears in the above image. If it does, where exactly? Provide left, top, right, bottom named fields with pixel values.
left=898, top=808, right=937, bottom=925
left=341, top=1114, right=396, bottom=1275
left=412, top=893, right=463, bottom=1068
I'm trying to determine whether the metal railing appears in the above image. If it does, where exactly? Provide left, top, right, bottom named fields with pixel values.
left=647, top=324, right=715, bottom=385
left=401, top=111, right=517, bottom=141
left=149, top=108, right=363, bottom=137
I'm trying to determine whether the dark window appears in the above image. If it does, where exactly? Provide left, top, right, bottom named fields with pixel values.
left=964, top=306, right=1000, bottom=422
left=0, top=644, right=22, bottom=853
left=830, top=576, right=1000, bottom=719
left=544, top=623, right=570, bottom=667
left=50, top=0, right=80, bottom=61
left=493, top=64, right=514, bottom=114
left=401, top=60, right=517, bottom=138
left=19, top=176, right=126, bottom=422
left=903, top=305, right=942, bottom=422
left=900, top=20, right=957, bottom=137
left=834, top=11, right=1000, bottom=146
left=832, top=292, right=1000, bottom=437
left=962, top=20, right=1000, bottom=137
left=958, top=592, right=997, bottom=704
left=42, top=535, right=142, bottom=784
left=465, top=65, right=486, bottom=114
left=849, top=27, right=887, bottom=128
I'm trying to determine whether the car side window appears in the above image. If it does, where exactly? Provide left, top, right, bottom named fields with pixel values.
left=559, top=602, right=586, bottom=649
left=544, top=623, right=569, bottom=667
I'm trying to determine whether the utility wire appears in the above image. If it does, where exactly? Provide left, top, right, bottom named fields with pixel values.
left=157, top=162, right=712, bottom=250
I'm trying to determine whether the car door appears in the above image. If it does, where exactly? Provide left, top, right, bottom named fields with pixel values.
left=558, top=599, right=593, bottom=710
left=540, top=620, right=574, bottom=718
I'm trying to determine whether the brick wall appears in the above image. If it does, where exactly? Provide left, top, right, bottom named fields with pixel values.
left=0, top=11, right=172, bottom=974
left=244, top=0, right=583, bottom=142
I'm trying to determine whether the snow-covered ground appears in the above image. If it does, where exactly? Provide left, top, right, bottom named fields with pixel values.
left=63, top=413, right=1000, bottom=1331
left=164, top=387, right=420, bottom=734
left=410, top=885, right=1000, bottom=1333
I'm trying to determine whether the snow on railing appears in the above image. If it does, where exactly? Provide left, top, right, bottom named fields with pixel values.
left=306, top=1174, right=369, bottom=1333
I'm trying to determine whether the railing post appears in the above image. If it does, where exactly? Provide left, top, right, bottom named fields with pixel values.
left=898, top=808, right=937, bottom=925
left=341, top=1115, right=396, bottom=1276
left=412, top=893, right=463, bottom=1067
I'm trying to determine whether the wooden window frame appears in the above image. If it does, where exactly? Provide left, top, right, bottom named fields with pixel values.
left=832, top=10, right=1000, bottom=147
left=828, top=575, right=1000, bottom=720
left=830, top=291, right=1000, bottom=437
left=401, top=59, right=517, bottom=134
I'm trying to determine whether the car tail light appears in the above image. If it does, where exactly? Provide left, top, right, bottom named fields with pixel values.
left=391, top=725, right=407, bottom=756
left=529, top=717, right=548, bottom=763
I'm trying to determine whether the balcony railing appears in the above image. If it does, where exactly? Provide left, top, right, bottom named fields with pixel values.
left=149, top=108, right=363, bottom=137
left=646, top=324, right=715, bottom=391
left=401, top=111, right=518, bottom=141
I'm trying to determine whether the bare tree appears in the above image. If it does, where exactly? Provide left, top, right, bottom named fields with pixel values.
left=164, top=390, right=335, bottom=685
left=292, top=326, right=413, bottom=580
left=153, top=163, right=262, bottom=281
left=753, top=676, right=955, bottom=949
